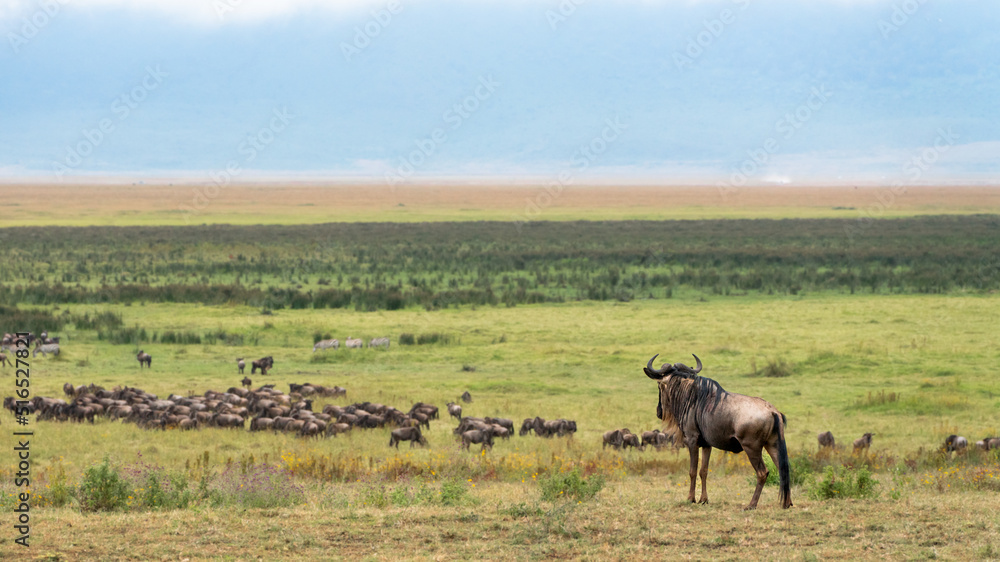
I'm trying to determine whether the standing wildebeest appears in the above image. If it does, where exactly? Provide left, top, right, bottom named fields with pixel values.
left=251, top=356, right=274, bottom=375
left=817, top=431, right=836, bottom=451
left=0, top=352, right=7, bottom=367
left=313, top=339, right=339, bottom=352
left=241, top=376, right=252, bottom=389
left=33, top=343, right=60, bottom=357
left=446, top=402, right=462, bottom=421
left=644, top=353, right=792, bottom=510
left=944, top=435, right=968, bottom=453
left=136, top=350, right=152, bottom=368
left=603, top=429, right=628, bottom=449
left=237, top=358, right=245, bottom=374
left=461, top=391, right=473, bottom=403
left=853, top=433, right=874, bottom=455
left=389, top=427, right=427, bottom=448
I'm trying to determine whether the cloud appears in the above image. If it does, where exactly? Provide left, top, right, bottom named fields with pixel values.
left=0, top=0, right=391, bottom=25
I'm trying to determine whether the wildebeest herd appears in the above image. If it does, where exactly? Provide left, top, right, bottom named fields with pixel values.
left=2, top=331, right=61, bottom=358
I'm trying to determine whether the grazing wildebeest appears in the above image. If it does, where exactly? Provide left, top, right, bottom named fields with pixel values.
left=980, top=437, right=1000, bottom=451
left=853, top=433, right=874, bottom=455
left=622, top=432, right=643, bottom=450
left=389, top=427, right=427, bottom=448
left=642, top=429, right=672, bottom=450
left=644, top=353, right=792, bottom=510
left=461, top=428, right=494, bottom=452
left=817, top=431, right=836, bottom=451
left=241, top=376, right=252, bottom=389
left=446, top=402, right=462, bottom=421
left=237, top=358, right=245, bottom=374
left=251, top=356, right=274, bottom=375
left=33, top=343, right=60, bottom=357
left=369, top=336, right=390, bottom=350
left=136, top=350, right=152, bottom=368
left=344, top=337, right=363, bottom=349
left=944, top=435, right=968, bottom=453
left=461, top=391, right=473, bottom=403
left=313, top=339, right=339, bottom=352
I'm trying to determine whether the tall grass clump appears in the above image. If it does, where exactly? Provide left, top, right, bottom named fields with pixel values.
left=539, top=468, right=605, bottom=502
left=808, top=465, right=880, bottom=500
left=78, top=457, right=130, bottom=512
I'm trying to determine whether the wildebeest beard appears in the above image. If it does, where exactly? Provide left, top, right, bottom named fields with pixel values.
left=657, top=374, right=730, bottom=447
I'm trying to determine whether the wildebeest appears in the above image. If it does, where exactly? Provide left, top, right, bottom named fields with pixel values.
left=641, top=429, right=672, bottom=449
left=0, top=353, right=7, bottom=367
left=817, top=431, right=836, bottom=451
left=344, top=337, right=363, bottom=349
left=622, top=432, right=643, bottom=450
left=369, top=336, right=390, bottom=349
left=241, top=376, right=252, bottom=389
left=446, top=402, right=462, bottom=421
left=251, top=356, right=274, bottom=375
left=944, top=434, right=968, bottom=453
left=461, top=391, right=473, bottom=403
left=313, top=339, right=339, bottom=352
left=33, top=343, right=60, bottom=357
left=389, top=426, right=427, bottom=448
left=461, top=428, right=494, bottom=452
left=237, top=358, right=245, bottom=374
left=603, top=429, right=626, bottom=449
left=853, top=433, right=874, bottom=455
left=644, top=353, right=792, bottom=510
left=136, top=350, right=152, bottom=368
left=979, top=437, right=1000, bottom=451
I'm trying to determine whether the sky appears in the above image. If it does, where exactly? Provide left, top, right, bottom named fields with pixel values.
left=1, top=0, right=997, bottom=184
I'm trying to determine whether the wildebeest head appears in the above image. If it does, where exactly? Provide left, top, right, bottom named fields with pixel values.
left=644, top=353, right=704, bottom=424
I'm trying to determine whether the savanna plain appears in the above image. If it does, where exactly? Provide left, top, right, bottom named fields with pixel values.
left=0, top=184, right=999, bottom=561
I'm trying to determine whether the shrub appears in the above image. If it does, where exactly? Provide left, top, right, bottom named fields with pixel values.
left=539, top=468, right=605, bottom=502
left=78, top=458, right=130, bottom=512
left=808, top=465, right=880, bottom=500
left=398, top=333, right=415, bottom=345
left=439, top=479, right=470, bottom=506
left=754, top=454, right=813, bottom=488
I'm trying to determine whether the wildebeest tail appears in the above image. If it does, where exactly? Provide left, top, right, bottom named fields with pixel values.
left=773, top=412, right=792, bottom=508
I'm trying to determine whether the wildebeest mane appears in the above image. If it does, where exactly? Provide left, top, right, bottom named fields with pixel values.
left=657, top=372, right=729, bottom=445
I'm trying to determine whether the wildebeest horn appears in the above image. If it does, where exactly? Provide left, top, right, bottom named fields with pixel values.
left=644, top=354, right=671, bottom=380
left=692, top=354, right=702, bottom=373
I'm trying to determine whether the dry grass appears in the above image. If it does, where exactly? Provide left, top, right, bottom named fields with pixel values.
left=5, top=475, right=999, bottom=560
left=1, top=182, right=997, bottom=226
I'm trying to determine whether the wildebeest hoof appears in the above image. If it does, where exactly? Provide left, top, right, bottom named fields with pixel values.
left=698, top=498, right=709, bottom=504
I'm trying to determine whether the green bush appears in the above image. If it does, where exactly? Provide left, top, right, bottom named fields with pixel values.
left=754, top=454, right=812, bottom=488
left=539, top=468, right=605, bottom=502
left=78, top=458, right=130, bottom=512
left=439, top=479, right=470, bottom=506
left=398, top=333, right=416, bottom=345
left=808, top=465, right=880, bottom=500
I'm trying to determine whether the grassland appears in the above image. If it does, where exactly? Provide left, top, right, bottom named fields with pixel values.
left=1, top=183, right=998, bottom=226
left=1, top=198, right=999, bottom=559
left=2, top=293, right=999, bottom=558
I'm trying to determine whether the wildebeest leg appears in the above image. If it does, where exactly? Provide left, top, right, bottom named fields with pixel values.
left=698, top=447, right=711, bottom=504
left=744, top=447, right=768, bottom=510
left=687, top=446, right=699, bottom=503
